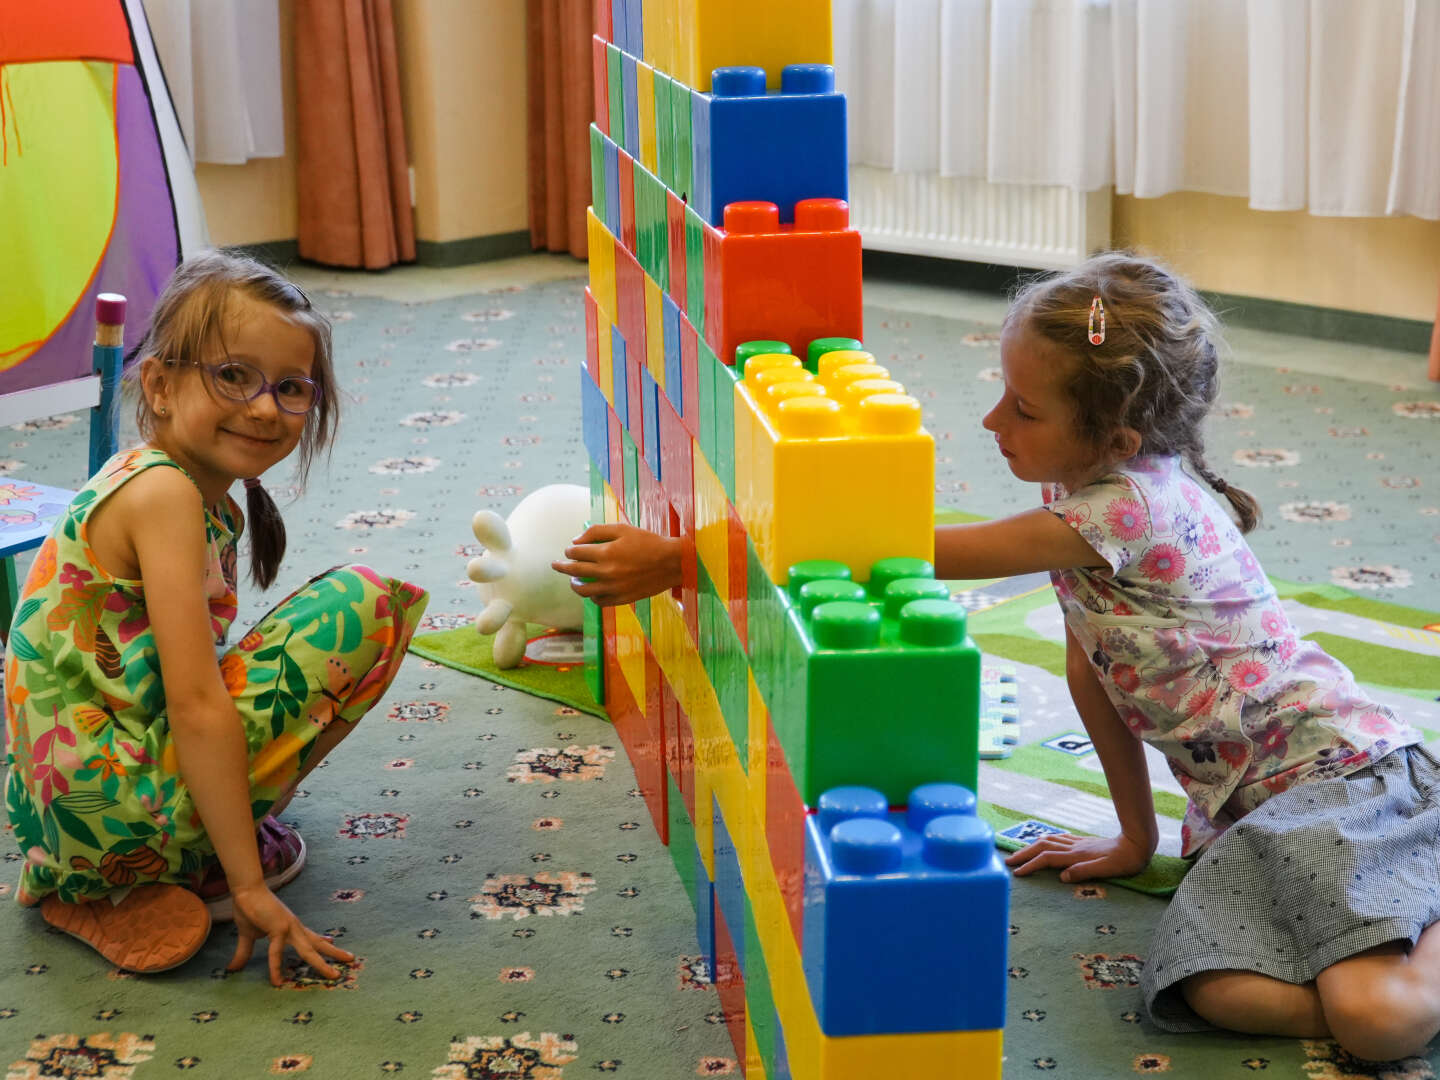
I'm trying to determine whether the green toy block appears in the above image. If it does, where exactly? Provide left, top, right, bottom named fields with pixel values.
left=589, top=458, right=606, bottom=526
left=714, top=350, right=737, bottom=502
left=654, top=73, right=674, bottom=192
left=684, top=202, right=706, bottom=336
left=745, top=538, right=783, bottom=704
left=635, top=594, right=651, bottom=639
left=667, top=771, right=698, bottom=911
left=744, top=897, right=779, bottom=1075
left=697, top=562, right=748, bottom=767
left=589, top=124, right=606, bottom=224
left=622, top=428, right=640, bottom=528
left=697, top=334, right=716, bottom=474
left=647, top=166, right=668, bottom=291
left=583, top=596, right=604, bottom=706
left=805, top=336, right=865, bottom=375
left=735, top=339, right=791, bottom=375
left=769, top=558, right=982, bottom=806
left=672, top=78, right=693, bottom=203
left=634, top=165, right=653, bottom=279
left=607, top=44, right=624, bottom=151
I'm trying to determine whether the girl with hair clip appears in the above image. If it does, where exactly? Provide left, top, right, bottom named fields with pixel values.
left=4, top=251, right=428, bottom=983
left=554, top=252, right=1439, bottom=1061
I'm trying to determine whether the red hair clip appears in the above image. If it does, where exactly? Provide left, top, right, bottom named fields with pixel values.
left=1088, top=296, right=1106, bottom=346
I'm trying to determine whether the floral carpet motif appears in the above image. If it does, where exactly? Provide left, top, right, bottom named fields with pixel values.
left=1, top=270, right=1437, bottom=1076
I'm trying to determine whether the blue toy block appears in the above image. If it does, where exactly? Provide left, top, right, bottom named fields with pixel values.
left=625, top=0, right=643, bottom=60
left=611, top=0, right=628, bottom=54
left=772, top=1021, right=792, bottom=1080
left=802, top=783, right=1010, bottom=1037
left=604, top=136, right=621, bottom=236
left=611, top=324, right=629, bottom=429
left=621, top=52, right=639, bottom=159
left=712, top=793, right=745, bottom=977
left=695, top=842, right=716, bottom=976
left=662, top=291, right=683, bottom=413
left=691, top=64, right=848, bottom=227
left=581, top=363, right=610, bottom=483
left=640, top=364, right=661, bottom=479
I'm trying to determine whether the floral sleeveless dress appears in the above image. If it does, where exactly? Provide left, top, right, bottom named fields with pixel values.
left=4, top=448, right=429, bottom=903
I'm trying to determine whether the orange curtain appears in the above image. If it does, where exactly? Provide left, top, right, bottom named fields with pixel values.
left=527, top=0, right=594, bottom=259
left=295, top=0, right=415, bottom=270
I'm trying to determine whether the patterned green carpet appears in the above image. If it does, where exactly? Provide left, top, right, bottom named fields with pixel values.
left=2, top=266, right=1438, bottom=1078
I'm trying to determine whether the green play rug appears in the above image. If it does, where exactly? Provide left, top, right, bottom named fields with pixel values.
left=408, top=626, right=609, bottom=719
left=965, top=576, right=1440, bottom=898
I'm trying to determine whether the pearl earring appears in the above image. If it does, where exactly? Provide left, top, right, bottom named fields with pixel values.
left=157, top=406, right=167, bottom=417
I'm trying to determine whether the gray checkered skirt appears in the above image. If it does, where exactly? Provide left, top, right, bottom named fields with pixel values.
left=1143, top=743, right=1440, bottom=1032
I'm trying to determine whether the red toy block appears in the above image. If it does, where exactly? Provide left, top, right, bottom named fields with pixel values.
left=636, top=446, right=667, bottom=540
left=657, top=392, right=693, bottom=537
left=726, top=506, right=748, bottom=648
left=607, top=407, right=625, bottom=518
left=591, top=34, right=609, bottom=134
left=713, top=893, right=748, bottom=1065
left=679, top=314, right=700, bottom=438
left=583, top=286, right=599, bottom=374
left=593, top=0, right=611, bottom=42
left=617, top=147, right=637, bottom=255
left=765, top=716, right=805, bottom=947
left=666, top=189, right=687, bottom=311
left=704, top=198, right=863, bottom=367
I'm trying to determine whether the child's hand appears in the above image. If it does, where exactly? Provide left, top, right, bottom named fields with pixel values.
left=1004, top=831, right=1152, bottom=883
left=550, top=523, right=684, bottom=607
left=227, top=884, right=355, bottom=986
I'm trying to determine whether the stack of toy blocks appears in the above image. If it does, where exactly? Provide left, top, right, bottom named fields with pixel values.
left=581, top=2, right=1010, bottom=1076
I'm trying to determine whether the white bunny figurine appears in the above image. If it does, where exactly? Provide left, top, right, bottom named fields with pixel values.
left=467, top=483, right=591, bottom=668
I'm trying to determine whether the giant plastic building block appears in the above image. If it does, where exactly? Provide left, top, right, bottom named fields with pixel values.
left=732, top=345, right=932, bottom=586
left=802, top=784, right=1009, bottom=1036
left=672, top=0, right=832, bottom=92
left=705, top=199, right=862, bottom=367
left=759, top=564, right=983, bottom=806
left=692, top=65, right=847, bottom=226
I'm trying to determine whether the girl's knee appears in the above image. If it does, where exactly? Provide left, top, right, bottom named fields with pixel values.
left=1322, top=973, right=1439, bottom=1061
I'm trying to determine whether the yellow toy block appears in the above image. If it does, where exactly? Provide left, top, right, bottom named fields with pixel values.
left=596, top=302, right=614, bottom=404
left=644, top=274, right=665, bottom=389
left=692, top=447, right=728, bottom=599
left=734, top=372, right=934, bottom=585
left=602, top=477, right=621, bottom=527
left=586, top=207, right=617, bottom=323
left=635, top=61, right=658, bottom=173
left=641, top=0, right=672, bottom=84
left=613, top=603, right=647, bottom=711
left=674, top=0, right=832, bottom=91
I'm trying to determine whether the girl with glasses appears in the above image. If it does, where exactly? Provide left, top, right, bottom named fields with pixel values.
left=5, top=251, right=428, bottom=984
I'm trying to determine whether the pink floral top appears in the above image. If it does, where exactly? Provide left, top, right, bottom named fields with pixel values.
left=1045, top=454, right=1420, bottom=856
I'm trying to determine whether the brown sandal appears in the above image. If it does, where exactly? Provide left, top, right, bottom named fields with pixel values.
left=41, top=884, right=211, bottom=973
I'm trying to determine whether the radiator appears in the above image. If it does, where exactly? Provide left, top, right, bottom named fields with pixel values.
left=847, top=165, right=1112, bottom=270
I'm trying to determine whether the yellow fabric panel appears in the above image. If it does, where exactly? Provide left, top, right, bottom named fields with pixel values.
left=0, top=61, right=118, bottom=369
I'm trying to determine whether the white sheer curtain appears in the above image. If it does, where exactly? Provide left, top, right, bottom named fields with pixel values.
left=142, top=0, right=286, bottom=165
left=834, top=0, right=1440, bottom=219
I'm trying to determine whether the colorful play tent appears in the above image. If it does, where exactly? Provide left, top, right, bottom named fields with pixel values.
left=0, top=0, right=206, bottom=400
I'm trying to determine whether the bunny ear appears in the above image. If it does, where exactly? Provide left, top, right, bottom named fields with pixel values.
left=471, top=510, right=512, bottom=551
left=467, top=554, right=509, bottom=584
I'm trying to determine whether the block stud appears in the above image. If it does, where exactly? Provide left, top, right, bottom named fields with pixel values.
left=831, top=817, right=904, bottom=874
left=810, top=600, right=880, bottom=650
left=921, top=814, right=993, bottom=871
left=776, top=393, right=842, bottom=438
left=815, top=348, right=875, bottom=381
left=906, top=782, right=977, bottom=830
left=711, top=66, right=767, bottom=97
left=857, top=393, right=923, bottom=436
left=781, top=63, right=835, bottom=95
left=881, top=577, right=951, bottom=618
left=787, top=559, right=852, bottom=599
left=816, top=785, right=889, bottom=832
left=900, top=598, right=967, bottom=648
left=868, top=556, right=935, bottom=597
left=798, top=577, right=867, bottom=618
